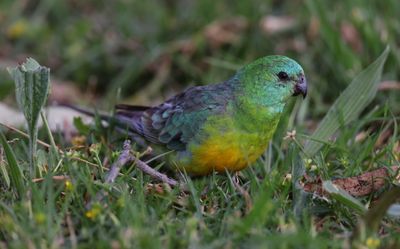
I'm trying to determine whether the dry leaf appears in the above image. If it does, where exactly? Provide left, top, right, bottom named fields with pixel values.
left=204, top=17, right=248, bottom=48
left=378, top=81, right=400, bottom=91
left=260, top=15, right=296, bottom=35
left=303, top=166, right=400, bottom=197
left=307, top=17, right=320, bottom=40
left=340, top=22, right=363, bottom=53
left=172, top=39, right=197, bottom=55
left=355, top=130, right=371, bottom=143
left=275, top=39, right=306, bottom=53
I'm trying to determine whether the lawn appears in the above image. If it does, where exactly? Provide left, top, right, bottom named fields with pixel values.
left=0, top=1, right=399, bottom=248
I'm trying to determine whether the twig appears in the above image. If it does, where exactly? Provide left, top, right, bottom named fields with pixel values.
left=303, top=166, right=400, bottom=197
left=133, top=155, right=179, bottom=187
left=103, top=140, right=179, bottom=187
left=89, top=140, right=134, bottom=207
left=104, top=140, right=133, bottom=184
left=89, top=140, right=181, bottom=208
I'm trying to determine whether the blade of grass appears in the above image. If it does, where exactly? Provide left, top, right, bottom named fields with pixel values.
left=304, top=47, right=390, bottom=156
left=0, top=150, right=11, bottom=188
left=323, top=181, right=367, bottom=214
left=289, top=144, right=309, bottom=219
left=40, top=111, right=60, bottom=167
left=0, top=130, right=25, bottom=198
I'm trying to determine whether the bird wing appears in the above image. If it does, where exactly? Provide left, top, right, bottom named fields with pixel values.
left=115, top=83, right=233, bottom=151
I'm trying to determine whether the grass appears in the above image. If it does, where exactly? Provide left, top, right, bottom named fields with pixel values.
left=1, top=0, right=400, bottom=248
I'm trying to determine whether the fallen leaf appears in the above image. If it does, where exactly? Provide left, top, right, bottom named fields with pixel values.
left=307, top=17, right=320, bottom=40
left=354, top=129, right=371, bottom=143
left=303, top=166, right=400, bottom=197
left=171, top=39, right=197, bottom=55
left=378, top=81, right=400, bottom=91
left=204, top=17, right=248, bottom=48
left=275, top=38, right=306, bottom=53
left=260, top=15, right=296, bottom=35
left=340, top=22, right=363, bottom=53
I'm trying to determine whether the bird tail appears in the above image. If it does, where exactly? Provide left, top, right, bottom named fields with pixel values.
left=58, top=103, right=112, bottom=121
left=59, top=103, right=152, bottom=147
left=59, top=103, right=152, bottom=136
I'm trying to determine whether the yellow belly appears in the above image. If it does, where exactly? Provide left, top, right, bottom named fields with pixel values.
left=181, top=131, right=269, bottom=175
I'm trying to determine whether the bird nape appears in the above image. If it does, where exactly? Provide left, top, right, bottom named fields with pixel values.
left=68, top=55, right=307, bottom=175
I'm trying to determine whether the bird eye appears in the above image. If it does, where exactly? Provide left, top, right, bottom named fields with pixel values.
left=277, top=71, right=289, bottom=81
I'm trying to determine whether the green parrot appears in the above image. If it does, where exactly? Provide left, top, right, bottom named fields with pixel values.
left=71, top=55, right=307, bottom=175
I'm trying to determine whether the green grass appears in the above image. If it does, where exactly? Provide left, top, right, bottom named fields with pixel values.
left=1, top=0, right=400, bottom=248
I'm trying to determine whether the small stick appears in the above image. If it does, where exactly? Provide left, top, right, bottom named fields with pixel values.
left=88, top=140, right=181, bottom=208
left=89, top=140, right=134, bottom=207
left=133, top=155, right=179, bottom=187
left=104, top=140, right=179, bottom=187
left=104, top=140, right=133, bottom=184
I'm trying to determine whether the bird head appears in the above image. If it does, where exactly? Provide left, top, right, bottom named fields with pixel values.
left=237, top=55, right=307, bottom=106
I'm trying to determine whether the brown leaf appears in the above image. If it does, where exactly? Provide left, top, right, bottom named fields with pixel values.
left=303, top=166, right=400, bottom=197
left=204, top=17, right=248, bottom=48
left=340, top=22, right=363, bottom=53
left=275, top=39, right=306, bottom=53
left=171, top=39, right=197, bottom=55
left=354, top=130, right=370, bottom=143
left=260, top=15, right=296, bottom=35
left=378, top=81, right=400, bottom=91
left=307, top=17, right=320, bottom=40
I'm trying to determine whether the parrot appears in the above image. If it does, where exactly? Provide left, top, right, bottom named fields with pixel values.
left=69, top=55, right=307, bottom=175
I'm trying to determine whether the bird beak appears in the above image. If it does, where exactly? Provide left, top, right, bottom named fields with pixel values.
left=293, top=75, right=307, bottom=98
